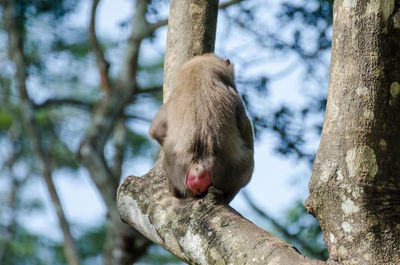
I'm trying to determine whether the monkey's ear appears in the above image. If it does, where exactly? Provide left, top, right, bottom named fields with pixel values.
left=225, top=59, right=231, bottom=65
left=149, top=105, right=168, bottom=146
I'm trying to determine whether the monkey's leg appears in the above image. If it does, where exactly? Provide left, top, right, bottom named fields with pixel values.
left=168, top=181, right=186, bottom=198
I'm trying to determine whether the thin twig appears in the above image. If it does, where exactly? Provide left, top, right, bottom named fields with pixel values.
left=124, top=113, right=152, bottom=123
left=219, top=0, right=245, bottom=9
left=148, top=18, right=168, bottom=32
left=89, top=0, right=112, bottom=94
left=135, top=86, right=162, bottom=95
left=34, top=98, right=93, bottom=110
left=112, top=118, right=126, bottom=180
left=147, top=0, right=246, bottom=32
left=34, top=97, right=152, bottom=123
left=116, top=0, right=150, bottom=93
left=0, top=146, right=22, bottom=264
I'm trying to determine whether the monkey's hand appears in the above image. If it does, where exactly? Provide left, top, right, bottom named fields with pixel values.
left=186, top=164, right=211, bottom=195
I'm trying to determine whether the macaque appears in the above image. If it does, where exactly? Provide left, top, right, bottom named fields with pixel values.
left=149, top=53, right=254, bottom=203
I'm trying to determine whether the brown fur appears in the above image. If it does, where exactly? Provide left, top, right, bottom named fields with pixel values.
left=149, top=53, right=254, bottom=203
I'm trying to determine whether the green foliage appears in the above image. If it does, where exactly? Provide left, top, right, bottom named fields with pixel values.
left=51, top=39, right=91, bottom=59
left=0, top=108, right=13, bottom=131
left=126, top=129, right=152, bottom=157
left=137, top=59, right=165, bottom=95
left=280, top=0, right=333, bottom=28
left=49, top=137, right=79, bottom=169
left=1, top=225, right=62, bottom=265
left=76, top=225, right=106, bottom=260
left=20, top=198, right=45, bottom=213
left=138, top=245, right=183, bottom=264
left=33, top=110, right=79, bottom=169
left=35, top=111, right=53, bottom=128
left=17, top=0, right=79, bottom=19
left=1, top=224, right=109, bottom=265
left=284, top=201, right=328, bottom=260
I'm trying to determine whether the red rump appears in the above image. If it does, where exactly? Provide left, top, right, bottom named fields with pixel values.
left=186, top=165, right=212, bottom=195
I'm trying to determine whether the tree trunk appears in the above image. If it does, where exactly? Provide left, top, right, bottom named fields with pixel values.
left=304, top=1, right=400, bottom=264
left=163, top=0, right=218, bottom=101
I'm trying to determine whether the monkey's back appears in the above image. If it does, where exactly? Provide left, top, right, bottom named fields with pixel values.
left=156, top=54, right=254, bottom=201
left=165, top=56, right=247, bottom=173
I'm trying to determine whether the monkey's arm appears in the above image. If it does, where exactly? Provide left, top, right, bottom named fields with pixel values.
left=236, top=103, right=254, bottom=150
left=149, top=104, right=168, bottom=145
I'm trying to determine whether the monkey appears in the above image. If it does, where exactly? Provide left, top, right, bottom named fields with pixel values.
left=149, top=53, right=254, bottom=203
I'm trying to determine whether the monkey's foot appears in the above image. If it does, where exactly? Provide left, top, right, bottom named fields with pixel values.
left=205, top=186, right=224, bottom=203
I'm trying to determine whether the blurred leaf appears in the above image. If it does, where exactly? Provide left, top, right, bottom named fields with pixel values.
left=0, top=109, right=13, bottom=131
left=283, top=201, right=328, bottom=260
left=20, top=0, right=79, bottom=19
left=3, top=225, right=62, bottom=265
left=138, top=245, right=182, bottom=264
left=51, top=39, right=91, bottom=59
left=126, top=129, right=152, bottom=157
left=76, top=225, right=106, bottom=260
left=20, top=198, right=44, bottom=213
left=35, top=111, right=53, bottom=129
left=280, top=0, right=333, bottom=28
left=50, top=141, right=79, bottom=169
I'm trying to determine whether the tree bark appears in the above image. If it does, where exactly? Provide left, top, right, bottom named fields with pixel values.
left=304, top=1, right=400, bottom=264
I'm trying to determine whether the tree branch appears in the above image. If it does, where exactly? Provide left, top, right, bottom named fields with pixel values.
left=3, top=1, right=81, bottom=264
left=148, top=18, right=168, bottom=32
left=34, top=98, right=93, bottom=110
left=116, top=0, right=150, bottom=94
left=111, top=119, right=126, bottom=180
left=135, top=86, right=162, bottom=95
left=117, top=159, right=325, bottom=265
left=89, top=0, right=112, bottom=94
left=124, top=114, right=152, bottom=123
left=219, top=0, right=245, bottom=9
left=147, top=0, right=246, bottom=33
left=0, top=147, right=23, bottom=264
left=33, top=96, right=151, bottom=124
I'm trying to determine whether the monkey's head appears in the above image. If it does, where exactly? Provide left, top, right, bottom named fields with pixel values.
left=180, top=53, right=235, bottom=86
left=186, top=164, right=212, bottom=195
left=206, top=53, right=235, bottom=81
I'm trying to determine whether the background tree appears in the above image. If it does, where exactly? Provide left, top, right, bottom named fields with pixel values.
left=0, top=0, right=336, bottom=264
